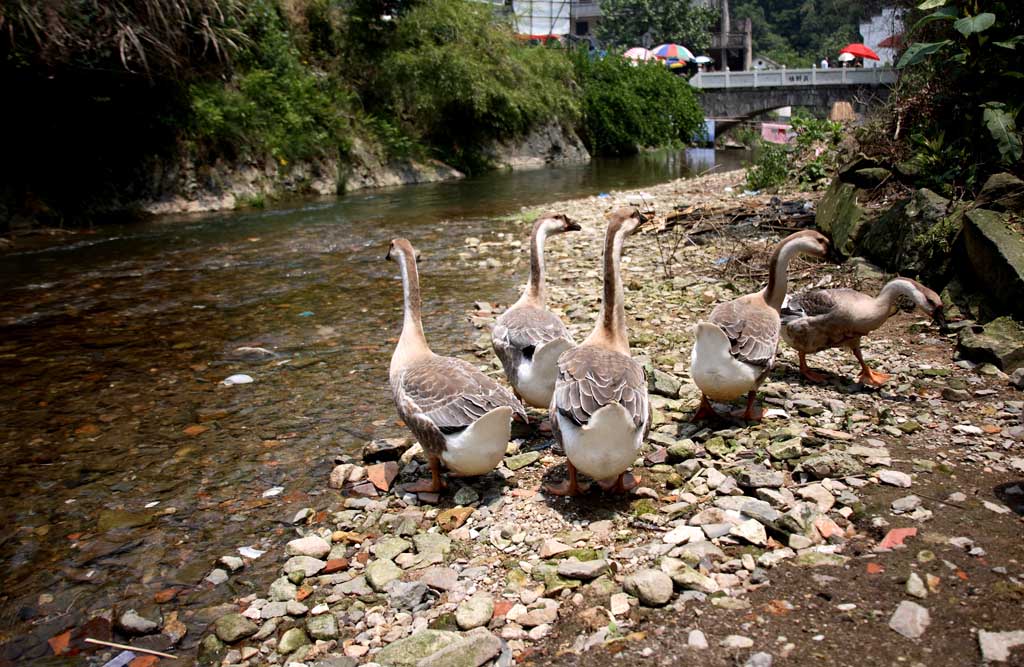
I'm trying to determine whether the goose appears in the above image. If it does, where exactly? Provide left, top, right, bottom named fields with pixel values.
left=780, top=277, right=944, bottom=386
left=492, top=212, right=581, bottom=409
left=545, top=208, right=651, bottom=496
left=387, top=238, right=526, bottom=493
left=691, top=230, right=830, bottom=421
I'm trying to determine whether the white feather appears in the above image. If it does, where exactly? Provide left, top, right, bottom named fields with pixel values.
left=691, top=322, right=761, bottom=401
left=440, top=406, right=512, bottom=476
left=515, top=337, right=574, bottom=408
left=559, top=403, right=643, bottom=482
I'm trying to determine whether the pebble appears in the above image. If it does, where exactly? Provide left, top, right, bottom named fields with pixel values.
left=906, top=572, right=928, bottom=599
left=557, top=558, right=609, bottom=580
left=888, top=600, right=930, bottom=638
left=877, top=470, right=913, bottom=488
left=745, top=652, right=774, bottom=667
left=721, top=635, right=754, bottom=649
left=688, top=629, right=709, bottom=649
left=287, top=534, right=331, bottom=559
left=623, top=569, right=674, bottom=607
left=978, top=630, right=1024, bottom=662
left=456, top=592, right=495, bottom=630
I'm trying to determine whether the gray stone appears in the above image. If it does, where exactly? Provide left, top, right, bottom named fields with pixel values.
left=278, top=627, right=310, bottom=654
left=977, top=172, right=1024, bottom=213
left=877, top=470, right=912, bottom=488
left=205, top=568, right=229, bottom=586
left=906, top=572, right=927, bottom=599
left=816, top=177, right=870, bottom=258
left=962, top=209, right=1024, bottom=321
left=505, top=451, right=541, bottom=470
left=413, top=532, right=452, bottom=555
left=456, top=592, right=495, bottom=630
left=730, top=519, right=768, bottom=545
left=373, top=629, right=463, bottom=666
left=306, top=613, right=339, bottom=640
left=418, top=627, right=502, bottom=667
left=213, top=613, right=258, bottom=643
left=736, top=466, right=784, bottom=489
left=284, top=556, right=325, bottom=577
left=373, top=536, right=412, bottom=561
left=362, top=437, right=412, bottom=463
left=419, top=566, right=460, bottom=591
left=366, top=559, right=404, bottom=591
left=688, top=629, right=709, bottom=649
left=799, top=451, right=864, bottom=479
left=859, top=188, right=962, bottom=281
left=338, top=575, right=372, bottom=596
left=453, top=486, right=480, bottom=505
left=892, top=495, right=922, bottom=513
left=649, top=368, right=682, bottom=398
left=721, top=635, right=754, bottom=649
left=661, top=558, right=718, bottom=593
left=623, top=569, right=674, bottom=606
left=218, top=555, right=244, bottom=572
left=260, top=601, right=288, bottom=619
left=888, top=600, right=930, bottom=638
left=978, top=629, right=1024, bottom=662
left=768, top=437, right=803, bottom=460
left=386, top=580, right=429, bottom=609
left=667, top=439, right=698, bottom=462
left=557, top=558, right=609, bottom=580
left=287, top=534, right=331, bottom=559
left=745, top=652, right=774, bottom=667
left=1010, top=367, right=1024, bottom=390
left=958, top=317, right=1024, bottom=371
left=117, top=609, right=160, bottom=636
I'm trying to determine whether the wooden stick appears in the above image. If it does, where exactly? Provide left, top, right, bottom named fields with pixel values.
left=84, top=638, right=176, bottom=659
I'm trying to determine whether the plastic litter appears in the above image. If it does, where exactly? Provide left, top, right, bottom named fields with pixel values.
left=298, top=311, right=315, bottom=317
left=239, top=546, right=266, bottom=559
left=262, top=486, right=284, bottom=498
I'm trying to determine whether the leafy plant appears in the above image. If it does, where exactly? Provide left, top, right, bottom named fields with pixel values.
left=746, top=143, right=789, bottom=191
left=596, top=0, right=718, bottom=51
left=571, top=50, right=704, bottom=156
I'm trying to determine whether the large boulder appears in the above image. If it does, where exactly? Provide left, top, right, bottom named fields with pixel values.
left=859, top=188, right=965, bottom=283
left=816, top=157, right=891, bottom=258
left=957, top=317, right=1024, bottom=371
left=816, top=179, right=870, bottom=258
left=975, top=172, right=1024, bottom=213
left=961, top=209, right=1024, bottom=319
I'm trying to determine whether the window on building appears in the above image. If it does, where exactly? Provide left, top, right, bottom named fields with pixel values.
left=575, top=20, right=589, bottom=35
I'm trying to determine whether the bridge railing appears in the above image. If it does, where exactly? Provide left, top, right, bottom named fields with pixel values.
left=689, top=67, right=898, bottom=90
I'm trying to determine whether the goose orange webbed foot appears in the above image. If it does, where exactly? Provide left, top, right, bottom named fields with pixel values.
left=403, top=477, right=446, bottom=494
left=691, top=395, right=719, bottom=422
left=543, top=462, right=587, bottom=496
left=858, top=368, right=891, bottom=387
left=596, top=472, right=641, bottom=493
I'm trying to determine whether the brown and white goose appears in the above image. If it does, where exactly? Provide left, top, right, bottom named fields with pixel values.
left=545, top=208, right=651, bottom=496
left=387, top=238, right=526, bottom=493
left=690, top=230, right=830, bottom=421
left=492, top=212, right=581, bottom=408
left=781, top=277, right=944, bottom=386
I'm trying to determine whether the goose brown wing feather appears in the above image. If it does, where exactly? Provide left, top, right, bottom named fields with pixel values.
left=554, top=346, right=648, bottom=429
left=709, top=298, right=780, bottom=368
left=394, top=356, right=526, bottom=455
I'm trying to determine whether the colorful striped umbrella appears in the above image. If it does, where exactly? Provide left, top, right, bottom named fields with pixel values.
left=652, top=43, right=695, bottom=62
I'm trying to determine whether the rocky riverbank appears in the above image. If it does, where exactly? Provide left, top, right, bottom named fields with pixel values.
left=61, top=169, right=1024, bottom=667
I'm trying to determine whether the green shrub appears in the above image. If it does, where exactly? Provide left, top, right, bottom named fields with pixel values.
left=377, top=0, right=578, bottom=173
left=746, top=142, right=789, bottom=190
left=188, top=0, right=350, bottom=163
left=572, top=51, right=705, bottom=156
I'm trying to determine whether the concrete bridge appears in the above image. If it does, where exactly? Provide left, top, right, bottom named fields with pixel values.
left=689, top=67, right=898, bottom=124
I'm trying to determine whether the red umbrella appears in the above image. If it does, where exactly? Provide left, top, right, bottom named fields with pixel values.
left=839, top=43, right=880, bottom=61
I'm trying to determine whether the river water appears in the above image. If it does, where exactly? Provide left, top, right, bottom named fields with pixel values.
left=0, top=148, right=747, bottom=662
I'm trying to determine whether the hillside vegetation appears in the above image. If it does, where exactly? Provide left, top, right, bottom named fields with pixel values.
left=0, top=0, right=704, bottom=227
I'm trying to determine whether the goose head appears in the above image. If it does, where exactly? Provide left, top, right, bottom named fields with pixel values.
left=535, top=212, right=582, bottom=235
left=607, top=207, right=649, bottom=237
left=893, top=278, right=945, bottom=329
left=386, top=238, right=421, bottom=264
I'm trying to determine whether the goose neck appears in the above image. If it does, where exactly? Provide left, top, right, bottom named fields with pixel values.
left=391, top=250, right=431, bottom=374
left=587, top=226, right=630, bottom=354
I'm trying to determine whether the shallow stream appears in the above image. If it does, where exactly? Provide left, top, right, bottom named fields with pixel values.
left=0, top=148, right=747, bottom=662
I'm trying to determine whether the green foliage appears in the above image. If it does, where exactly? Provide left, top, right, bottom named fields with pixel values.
left=596, top=0, right=718, bottom=50
left=746, top=143, right=789, bottom=190
left=377, top=0, right=578, bottom=173
left=572, top=52, right=704, bottom=156
left=745, top=113, right=846, bottom=191
left=732, top=0, right=876, bottom=68
left=894, top=0, right=1023, bottom=185
left=187, top=0, right=350, bottom=162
